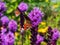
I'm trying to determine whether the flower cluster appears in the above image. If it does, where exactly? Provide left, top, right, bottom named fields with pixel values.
left=52, top=28, right=60, bottom=41
left=36, top=27, right=60, bottom=45
left=0, top=19, right=17, bottom=45
left=1, top=16, right=9, bottom=28
left=28, top=7, right=44, bottom=27
left=1, top=31, right=15, bottom=45
left=0, top=2, right=17, bottom=45
left=0, top=18, right=17, bottom=45
left=36, top=34, right=44, bottom=44
left=8, top=20, right=17, bottom=32
left=4, top=31, right=15, bottom=45
left=0, top=2, right=6, bottom=13
left=28, top=7, right=44, bottom=45
left=0, top=2, right=6, bottom=18
left=18, top=2, right=28, bottom=12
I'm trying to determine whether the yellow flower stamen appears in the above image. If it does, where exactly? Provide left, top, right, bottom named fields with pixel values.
left=41, top=42, right=47, bottom=45
left=53, top=4, right=59, bottom=9
left=29, top=35, right=31, bottom=39
left=38, top=27, right=48, bottom=34
left=41, top=22, right=46, bottom=26
left=15, top=32, right=19, bottom=39
left=45, top=0, right=49, bottom=2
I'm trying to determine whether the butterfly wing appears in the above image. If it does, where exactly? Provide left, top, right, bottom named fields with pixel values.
left=14, top=9, right=20, bottom=17
left=23, top=15, right=31, bottom=30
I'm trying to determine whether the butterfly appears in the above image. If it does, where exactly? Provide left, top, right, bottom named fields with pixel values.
left=14, top=8, right=31, bottom=30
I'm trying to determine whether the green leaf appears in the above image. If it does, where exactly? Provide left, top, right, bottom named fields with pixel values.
left=11, top=0, right=16, bottom=3
left=6, top=7, right=13, bottom=13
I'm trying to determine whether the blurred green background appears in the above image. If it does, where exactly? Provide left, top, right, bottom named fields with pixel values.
left=3, top=0, right=60, bottom=45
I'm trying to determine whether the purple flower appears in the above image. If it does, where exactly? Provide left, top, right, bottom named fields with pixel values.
left=4, top=31, right=15, bottom=45
left=59, top=32, right=60, bottom=37
left=1, top=30, right=14, bottom=45
left=0, top=32, right=6, bottom=45
left=36, top=34, right=44, bottom=44
left=33, top=7, right=43, bottom=17
left=1, top=16, right=9, bottom=27
left=0, top=2, right=6, bottom=12
left=0, top=12, right=3, bottom=17
left=18, top=2, right=28, bottom=12
left=32, top=17, right=42, bottom=27
left=1, top=28, right=7, bottom=33
left=28, top=7, right=43, bottom=27
left=8, top=20, right=17, bottom=32
left=52, top=28, right=60, bottom=40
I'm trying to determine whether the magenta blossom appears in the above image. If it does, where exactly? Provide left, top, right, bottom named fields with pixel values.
left=4, top=31, right=15, bottom=45
left=18, top=2, right=28, bottom=12
left=1, top=16, right=9, bottom=27
left=8, top=20, right=17, bottom=32
left=1, top=28, right=7, bottom=33
left=36, top=34, right=44, bottom=44
left=52, top=28, right=60, bottom=41
left=0, top=2, right=6, bottom=12
left=28, top=7, right=43, bottom=27
left=0, top=12, right=3, bottom=17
